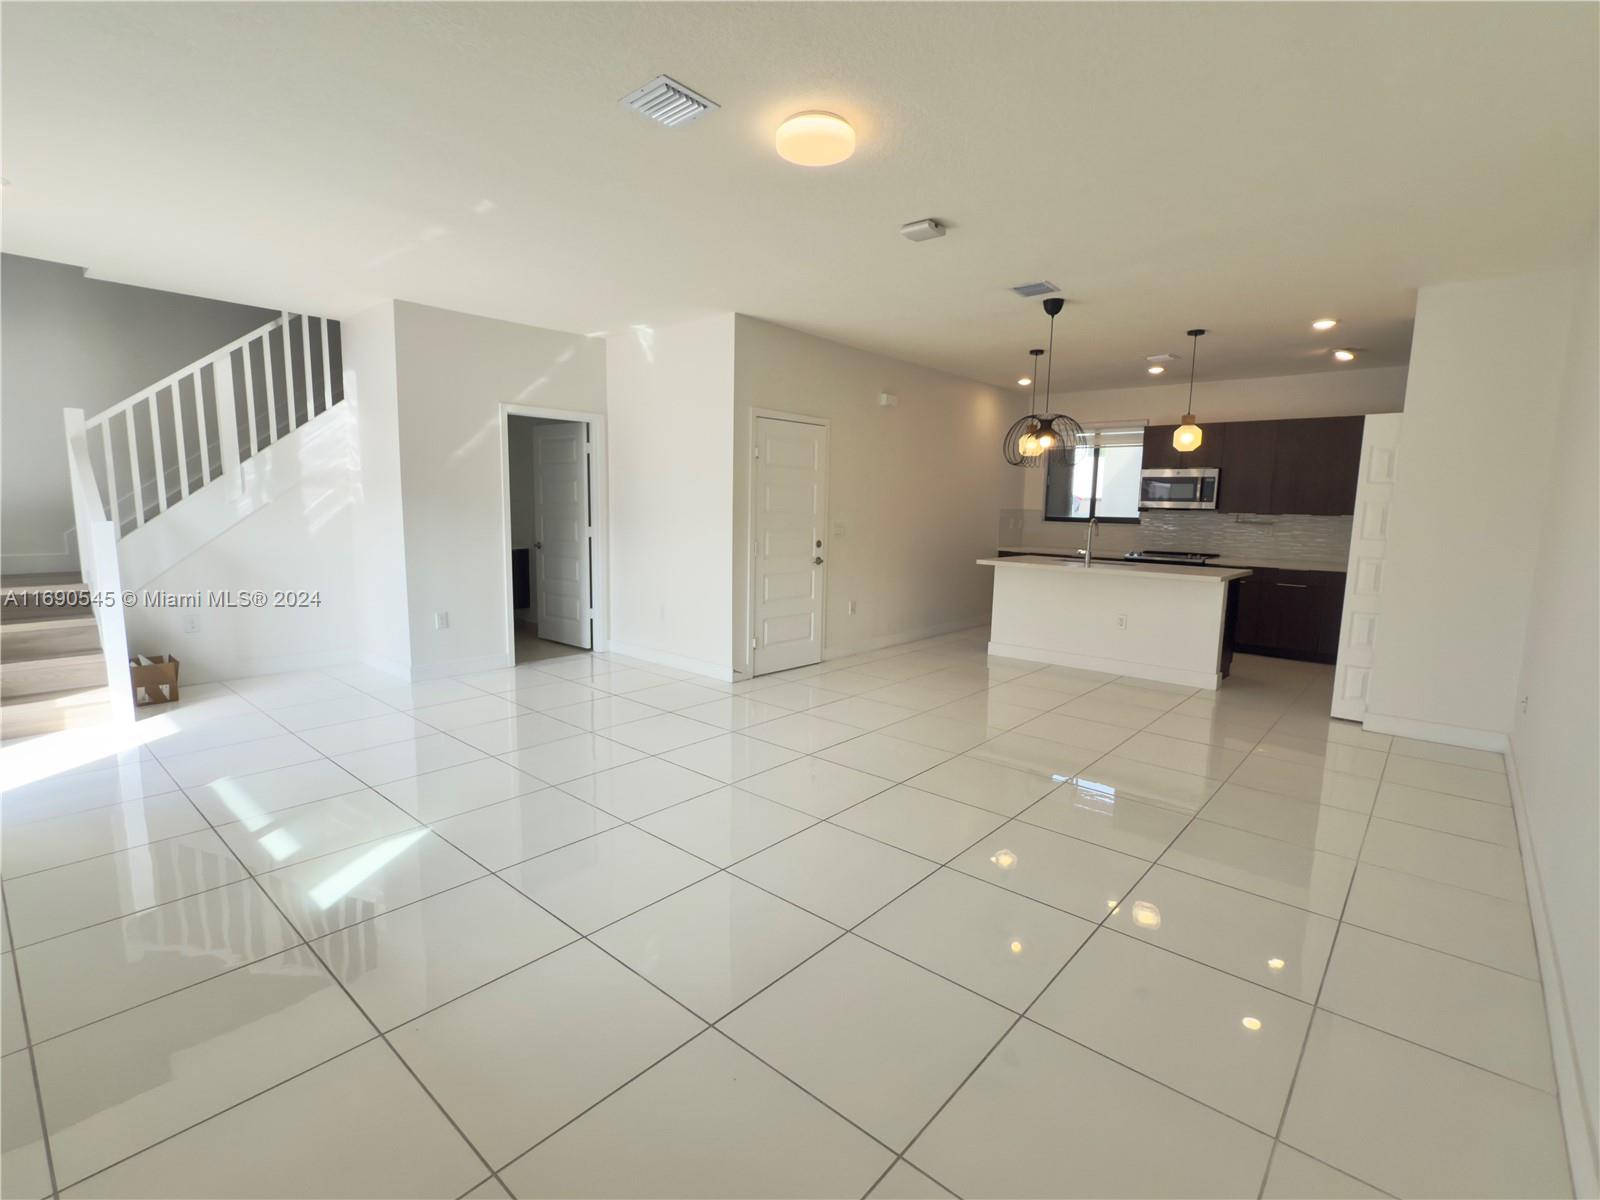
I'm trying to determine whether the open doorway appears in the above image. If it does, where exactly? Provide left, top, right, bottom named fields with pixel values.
left=502, top=406, right=607, bottom=666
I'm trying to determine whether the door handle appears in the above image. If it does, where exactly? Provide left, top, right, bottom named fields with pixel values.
left=814, top=556, right=824, bottom=565
left=534, top=541, right=542, bottom=550
left=1275, top=582, right=1308, bottom=588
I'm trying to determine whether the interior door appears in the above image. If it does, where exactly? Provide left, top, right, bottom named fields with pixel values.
left=531, top=421, right=592, bottom=649
left=752, top=416, right=827, bottom=675
left=1332, top=414, right=1401, bottom=718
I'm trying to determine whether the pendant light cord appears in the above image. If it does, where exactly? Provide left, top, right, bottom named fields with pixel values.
left=1044, top=313, right=1056, bottom=416
left=1187, top=331, right=1199, bottom=412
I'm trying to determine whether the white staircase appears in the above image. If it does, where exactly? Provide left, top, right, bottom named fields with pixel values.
left=2, top=312, right=345, bottom=740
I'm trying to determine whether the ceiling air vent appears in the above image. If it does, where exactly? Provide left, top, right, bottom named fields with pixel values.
left=621, top=75, right=719, bottom=127
left=1011, top=281, right=1060, bottom=298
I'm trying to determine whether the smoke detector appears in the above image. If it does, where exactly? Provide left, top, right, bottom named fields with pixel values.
left=1011, top=281, right=1059, bottom=298
left=621, top=75, right=719, bottom=127
left=900, top=219, right=946, bottom=242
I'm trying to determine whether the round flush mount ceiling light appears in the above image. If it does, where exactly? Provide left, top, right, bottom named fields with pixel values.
left=1333, top=348, right=1357, bottom=362
left=1312, top=318, right=1339, bottom=331
left=776, top=111, right=856, bottom=166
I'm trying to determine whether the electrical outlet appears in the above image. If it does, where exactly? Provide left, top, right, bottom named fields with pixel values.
left=183, top=614, right=199, bottom=634
left=1115, top=614, right=1127, bottom=630
left=1520, top=694, right=1530, bottom=714
left=848, top=600, right=857, bottom=615
left=434, top=611, right=449, bottom=631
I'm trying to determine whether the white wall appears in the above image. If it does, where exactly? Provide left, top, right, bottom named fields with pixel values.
left=732, top=316, right=1019, bottom=670
left=1018, top=365, right=1409, bottom=512
left=0, top=254, right=274, bottom=573
left=391, top=301, right=605, bottom=677
left=606, top=316, right=736, bottom=677
left=342, top=301, right=414, bottom=675
left=123, top=411, right=358, bottom=682
left=1509, top=224, right=1599, bottom=1196
left=1365, top=271, right=1576, bottom=745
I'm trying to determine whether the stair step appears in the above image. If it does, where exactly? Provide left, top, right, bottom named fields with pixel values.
left=0, top=686, right=114, bottom=741
left=1, top=649, right=108, bottom=700
left=0, top=614, right=100, bottom=661
left=1, top=574, right=90, bottom=623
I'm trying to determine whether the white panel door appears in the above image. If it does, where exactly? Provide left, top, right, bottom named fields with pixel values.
left=1332, top=413, right=1402, bottom=720
left=532, top=421, right=592, bottom=649
left=752, top=416, right=827, bottom=675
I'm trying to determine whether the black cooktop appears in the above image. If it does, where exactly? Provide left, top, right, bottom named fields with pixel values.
left=1123, top=550, right=1221, bottom=565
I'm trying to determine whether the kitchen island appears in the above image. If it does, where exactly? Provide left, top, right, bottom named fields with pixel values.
left=978, top=555, right=1253, bottom=690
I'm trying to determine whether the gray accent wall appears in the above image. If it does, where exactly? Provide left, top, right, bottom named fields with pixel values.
left=0, top=254, right=274, bottom=573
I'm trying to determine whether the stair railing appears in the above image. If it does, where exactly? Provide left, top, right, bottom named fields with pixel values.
left=81, top=311, right=341, bottom=539
left=62, top=408, right=134, bottom=725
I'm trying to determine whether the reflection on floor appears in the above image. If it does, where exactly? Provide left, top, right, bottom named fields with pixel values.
left=0, top=630, right=1570, bottom=1199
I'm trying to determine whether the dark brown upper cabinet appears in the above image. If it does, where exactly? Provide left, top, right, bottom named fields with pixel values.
left=1141, top=422, right=1226, bottom=471
left=1141, top=425, right=1180, bottom=470
left=1217, top=421, right=1279, bottom=514
left=1267, top=416, right=1364, bottom=516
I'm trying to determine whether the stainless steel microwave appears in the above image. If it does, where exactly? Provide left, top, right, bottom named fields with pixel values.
left=1140, top=468, right=1219, bottom=510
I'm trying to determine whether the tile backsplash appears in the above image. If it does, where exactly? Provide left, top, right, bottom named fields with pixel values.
left=999, top=508, right=1353, bottom=566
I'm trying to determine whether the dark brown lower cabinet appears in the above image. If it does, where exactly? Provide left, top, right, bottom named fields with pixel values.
left=1232, top=568, right=1346, bottom=664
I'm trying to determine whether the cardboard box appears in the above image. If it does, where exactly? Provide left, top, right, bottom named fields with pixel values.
left=129, top=654, right=180, bottom=707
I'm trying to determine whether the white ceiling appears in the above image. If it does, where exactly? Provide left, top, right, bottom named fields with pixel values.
left=2, top=2, right=1595, bottom=391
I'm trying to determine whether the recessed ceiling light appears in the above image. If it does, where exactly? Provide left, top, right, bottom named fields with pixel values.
left=1241, top=1016, right=1263, bottom=1032
left=1147, top=365, right=1165, bottom=375
left=776, top=111, right=855, bottom=166
left=1312, top=318, right=1339, bottom=331
left=1017, top=376, right=1032, bottom=386
left=1333, top=348, right=1357, bottom=362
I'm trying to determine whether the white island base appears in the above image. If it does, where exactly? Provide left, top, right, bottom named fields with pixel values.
left=979, top=556, right=1253, bottom=691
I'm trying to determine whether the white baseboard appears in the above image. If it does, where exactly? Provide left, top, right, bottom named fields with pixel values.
left=180, top=647, right=357, bottom=684
left=1360, top=710, right=1509, bottom=752
left=406, top=651, right=515, bottom=682
left=986, top=640, right=1220, bottom=690
left=358, top=653, right=415, bottom=682
left=1505, top=743, right=1600, bottom=1200
left=606, top=641, right=735, bottom=682
left=822, top=616, right=987, bottom=661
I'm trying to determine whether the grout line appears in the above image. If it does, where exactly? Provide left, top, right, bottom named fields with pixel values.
left=2, top=640, right=1539, bottom=1200
left=1256, top=733, right=1383, bottom=1199
left=1, top=881, right=61, bottom=1199
left=172, top=771, right=515, bottom=1197
left=861, top=672, right=1300, bottom=1193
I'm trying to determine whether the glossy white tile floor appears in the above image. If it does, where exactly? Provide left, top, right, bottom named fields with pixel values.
left=0, top=632, right=1572, bottom=1199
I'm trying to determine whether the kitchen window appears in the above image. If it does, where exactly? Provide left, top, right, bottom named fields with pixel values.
left=1044, top=426, right=1145, bottom=522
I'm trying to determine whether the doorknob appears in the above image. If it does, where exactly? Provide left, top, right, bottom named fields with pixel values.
left=814, top=556, right=824, bottom=565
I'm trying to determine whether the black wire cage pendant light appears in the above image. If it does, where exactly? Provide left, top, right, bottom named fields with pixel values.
left=1003, top=298, right=1087, bottom=468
